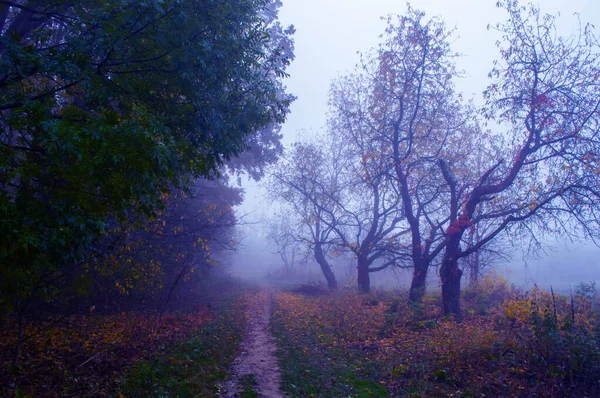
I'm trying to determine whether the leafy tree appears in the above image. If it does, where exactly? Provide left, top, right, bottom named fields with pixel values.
left=0, top=0, right=294, bottom=364
left=98, top=178, right=242, bottom=312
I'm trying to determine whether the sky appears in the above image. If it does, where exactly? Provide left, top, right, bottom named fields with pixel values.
left=231, top=0, right=600, bottom=290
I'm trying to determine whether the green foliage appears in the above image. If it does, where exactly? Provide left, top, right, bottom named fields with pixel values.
left=238, top=374, right=259, bottom=398
left=272, top=292, right=391, bottom=397
left=0, top=0, right=293, bottom=314
left=499, top=287, right=600, bottom=391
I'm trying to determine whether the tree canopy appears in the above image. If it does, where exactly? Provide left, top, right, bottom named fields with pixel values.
left=0, top=0, right=294, bottom=316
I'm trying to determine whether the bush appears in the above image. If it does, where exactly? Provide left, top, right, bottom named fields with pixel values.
left=290, top=283, right=331, bottom=296
left=463, top=270, right=513, bottom=315
left=498, top=286, right=600, bottom=392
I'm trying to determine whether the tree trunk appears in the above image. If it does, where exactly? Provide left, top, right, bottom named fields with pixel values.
left=314, top=242, right=337, bottom=289
left=357, top=255, right=370, bottom=293
left=440, top=242, right=463, bottom=318
left=408, top=259, right=428, bottom=305
left=13, top=307, right=25, bottom=368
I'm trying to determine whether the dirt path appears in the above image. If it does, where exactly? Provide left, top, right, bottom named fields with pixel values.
left=221, top=289, right=284, bottom=398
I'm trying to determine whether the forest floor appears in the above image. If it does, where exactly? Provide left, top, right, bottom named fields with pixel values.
left=2, top=279, right=599, bottom=397
left=222, top=288, right=284, bottom=398
left=270, top=279, right=600, bottom=397
left=0, top=290, right=249, bottom=397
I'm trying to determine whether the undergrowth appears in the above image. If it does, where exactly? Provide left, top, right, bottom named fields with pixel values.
left=0, top=290, right=250, bottom=397
left=237, top=374, right=259, bottom=398
left=116, top=291, right=250, bottom=397
left=1, top=309, right=212, bottom=397
left=272, top=274, right=600, bottom=397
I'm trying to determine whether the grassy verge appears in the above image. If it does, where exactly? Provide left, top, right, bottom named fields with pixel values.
left=237, top=374, right=259, bottom=398
left=0, top=308, right=212, bottom=397
left=271, top=291, right=391, bottom=398
left=272, top=279, right=600, bottom=397
left=116, top=291, right=249, bottom=397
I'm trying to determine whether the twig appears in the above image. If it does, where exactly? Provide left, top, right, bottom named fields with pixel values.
left=78, top=351, right=104, bottom=367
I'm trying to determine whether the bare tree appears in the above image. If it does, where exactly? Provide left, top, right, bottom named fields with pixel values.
left=325, top=2, right=600, bottom=318
left=267, top=212, right=303, bottom=274
left=325, top=94, right=410, bottom=293
left=269, top=132, right=408, bottom=292
left=437, top=1, right=600, bottom=316
left=328, top=7, right=468, bottom=303
left=268, top=140, right=340, bottom=289
left=460, top=223, right=511, bottom=286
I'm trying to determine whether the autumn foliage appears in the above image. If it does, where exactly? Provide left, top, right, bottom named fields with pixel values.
left=272, top=278, right=600, bottom=397
left=0, top=308, right=212, bottom=396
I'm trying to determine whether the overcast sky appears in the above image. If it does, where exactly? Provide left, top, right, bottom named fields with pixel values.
left=233, top=0, right=600, bottom=289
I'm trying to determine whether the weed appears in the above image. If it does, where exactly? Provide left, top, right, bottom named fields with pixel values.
left=238, top=374, right=259, bottom=398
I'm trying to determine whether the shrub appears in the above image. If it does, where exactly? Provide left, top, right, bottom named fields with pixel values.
left=498, top=286, right=600, bottom=392
left=290, top=283, right=331, bottom=296
left=463, top=270, right=513, bottom=315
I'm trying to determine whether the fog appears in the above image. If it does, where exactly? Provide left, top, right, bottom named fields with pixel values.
left=229, top=0, right=600, bottom=291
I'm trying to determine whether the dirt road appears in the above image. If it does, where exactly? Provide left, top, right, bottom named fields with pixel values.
left=221, top=289, right=284, bottom=397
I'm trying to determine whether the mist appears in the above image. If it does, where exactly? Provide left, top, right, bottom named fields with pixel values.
left=3, top=1, right=600, bottom=396
left=228, top=0, right=600, bottom=294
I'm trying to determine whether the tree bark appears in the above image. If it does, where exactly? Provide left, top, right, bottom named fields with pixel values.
left=440, top=241, right=463, bottom=318
left=314, top=242, right=337, bottom=290
left=408, top=259, right=428, bottom=305
left=357, top=255, right=370, bottom=293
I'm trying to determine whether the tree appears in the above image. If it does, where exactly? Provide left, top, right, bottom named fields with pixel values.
left=325, top=2, right=600, bottom=317
left=327, top=7, right=468, bottom=302
left=269, top=140, right=339, bottom=289
left=270, top=128, right=408, bottom=292
left=0, top=0, right=293, bottom=289
left=325, top=91, right=409, bottom=293
left=267, top=211, right=304, bottom=274
left=437, top=0, right=600, bottom=317
left=115, top=178, right=241, bottom=311
left=460, top=222, right=510, bottom=286
left=0, top=0, right=294, bottom=364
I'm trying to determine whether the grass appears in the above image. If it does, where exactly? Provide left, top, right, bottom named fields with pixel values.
left=237, top=374, right=259, bottom=397
left=0, top=289, right=250, bottom=397
left=0, top=307, right=212, bottom=397
left=271, top=291, right=393, bottom=397
left=272, top=276, right=600, bottom=397
left=116, top=292, right=250, bottom=397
